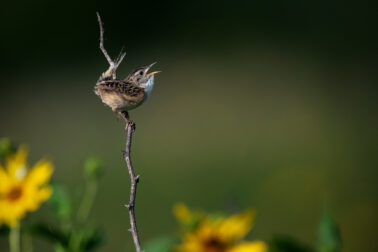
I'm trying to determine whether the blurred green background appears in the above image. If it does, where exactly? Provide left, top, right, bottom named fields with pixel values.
left=0, top=0, right=377, bottom=251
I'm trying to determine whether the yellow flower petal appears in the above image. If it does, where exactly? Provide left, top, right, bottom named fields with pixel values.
left=176, top=234, right=203, bottom=252
left=228, top=241, right=267, bottom=252
left=20, top=185, right=50, bottom=211
left=174, top=203, right=192, bottom=223
left=0, top=166, right=11, bottom=193
left=218, top=210, right=256, bottom=242
left=25, top=160, right=53, bottom=187
left=6, top=145, right=28, bottom=180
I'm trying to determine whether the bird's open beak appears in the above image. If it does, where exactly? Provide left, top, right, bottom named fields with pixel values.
left=146, top=62, right=161, bottom=76
left=147, top=71, right=161, bottom=76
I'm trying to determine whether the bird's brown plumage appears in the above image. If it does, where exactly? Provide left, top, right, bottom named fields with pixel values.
left=95, top=80, right=146, bottom=111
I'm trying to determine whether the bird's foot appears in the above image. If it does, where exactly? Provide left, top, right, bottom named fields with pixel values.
left=126, top=120, right=136, bottom=132
left=120, top=111, right=136, bottom=132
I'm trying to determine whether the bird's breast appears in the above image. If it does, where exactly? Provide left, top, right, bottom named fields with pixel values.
left=96, top=88, right=146, bottom=111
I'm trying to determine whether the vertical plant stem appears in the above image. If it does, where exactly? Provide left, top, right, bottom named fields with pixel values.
left=122, top=112, right=142, bottom=252
left=9, top=223, right=20, bottom=252
left=77, top=179, right=98, bottom=224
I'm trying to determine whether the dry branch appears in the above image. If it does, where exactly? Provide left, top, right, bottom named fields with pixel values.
left=96, top=12, right=142, bottom=252
left=121, top=112, right=141, bottom=252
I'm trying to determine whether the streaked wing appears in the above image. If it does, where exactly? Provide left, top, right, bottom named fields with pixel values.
left=96, top=80, right=145, bottom=102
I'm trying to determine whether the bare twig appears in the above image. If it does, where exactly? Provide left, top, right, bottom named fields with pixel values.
left=96, top=13, right=141, bottom=252
left=96, top=12, right=114, bottom=67
left=121, top=111, right=141, bottom=252
left=96, top=12, right=126, bottom=80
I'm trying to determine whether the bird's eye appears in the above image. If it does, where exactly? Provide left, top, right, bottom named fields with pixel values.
left=139, top=71, right=143, bottom=75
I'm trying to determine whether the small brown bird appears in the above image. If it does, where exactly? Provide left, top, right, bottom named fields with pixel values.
left=95, top=62, right=160, bottom=118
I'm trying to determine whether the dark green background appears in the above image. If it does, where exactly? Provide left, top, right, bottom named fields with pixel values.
left=0, top=0, right=377, bottom=251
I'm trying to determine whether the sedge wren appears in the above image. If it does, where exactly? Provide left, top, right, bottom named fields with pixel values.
left=94, top=14, right=160, bottom=123
left=95, top=62, right=160, bottom=119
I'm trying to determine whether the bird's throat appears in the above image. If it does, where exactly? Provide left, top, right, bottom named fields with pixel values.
left=140, top=76, right=155, bottom=97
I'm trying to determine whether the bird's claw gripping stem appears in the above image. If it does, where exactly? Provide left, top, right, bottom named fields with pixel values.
left=126, top=121, right=136, bottom=132
left=120, top=111, right=136, bottom=132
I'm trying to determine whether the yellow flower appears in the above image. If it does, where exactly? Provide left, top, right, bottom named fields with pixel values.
left=175, top=204, right=267, bottom=252
left=174, top=203, right=192, bottom=223
left=0, top=145, right=53, bottom=226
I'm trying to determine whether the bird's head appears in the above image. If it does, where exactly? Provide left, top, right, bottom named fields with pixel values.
left=125, top=62, right=160, bottom=90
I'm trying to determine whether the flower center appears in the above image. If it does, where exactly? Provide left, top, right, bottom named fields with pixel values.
left=6, top=187, right=23, bottom=202
left=203, top=238, right=228, bottom=252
